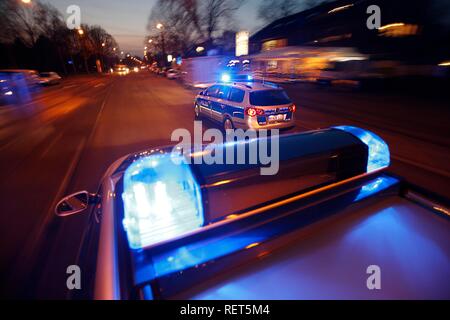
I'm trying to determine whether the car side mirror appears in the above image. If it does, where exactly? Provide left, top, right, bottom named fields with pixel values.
left=55, top=191, right=94, bottom=217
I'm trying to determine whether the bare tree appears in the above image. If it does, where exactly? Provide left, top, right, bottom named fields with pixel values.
left=0, top=0, right=61, bottom=47
left=146, top=0, right=243, bottom=55
left=258, top=0, right=329, bottom=24
left=147, top=0, right=203, bottom=54
left=201, top=0, right=241, bottom=42
left=87, top=26, right=119, bottom=56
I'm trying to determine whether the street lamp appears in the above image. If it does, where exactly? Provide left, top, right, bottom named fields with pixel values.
left=148, top=39, right=153, bottom=43
left=77, top=28, right=84, bottom=36
left=101, top=42, right=106, bottom=47
left=21, top=0, right=32, bottom=4
left=156, top=23, right=166, bottom=65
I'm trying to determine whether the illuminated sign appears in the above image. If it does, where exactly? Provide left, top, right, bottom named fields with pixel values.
left=236, top=31, right=249, bottom=57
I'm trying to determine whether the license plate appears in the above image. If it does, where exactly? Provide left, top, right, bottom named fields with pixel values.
left=268, top=114, right=286, bottom=122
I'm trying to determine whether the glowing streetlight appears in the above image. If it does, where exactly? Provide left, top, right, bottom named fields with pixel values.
left=101, top=42, right=105, bottom=47
left=148, top=39, right=153, bottom=43
left=156, top=23, right=163, bottom=30
left=144, top=46, right=147, bottom=50
left=113, top=47, right=116, bottom=51
left=77, top=29, right=84, bottom=36
left=21, top=0, right=32, bottom=4
left=120, top=51, right=124, bottom=55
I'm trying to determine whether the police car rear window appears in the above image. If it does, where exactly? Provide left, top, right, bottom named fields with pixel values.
left=217, top=86, right=231, bottom=99
left=250, top=90, right=292, bottom=106
left=229, top=88, right=245, bottom=103
left=206, top=85, right=220, bottom=97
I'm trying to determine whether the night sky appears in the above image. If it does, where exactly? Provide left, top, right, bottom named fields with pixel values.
left=46, top=0, right=263, bottom=56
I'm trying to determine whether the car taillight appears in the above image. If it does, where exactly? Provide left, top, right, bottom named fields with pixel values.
left=246, top=107, right=264, bottom=117
left=289, top=104, right=296, bottom=113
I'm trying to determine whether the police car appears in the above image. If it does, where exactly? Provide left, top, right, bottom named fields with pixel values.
left=194, top=82, right=296, bottom=131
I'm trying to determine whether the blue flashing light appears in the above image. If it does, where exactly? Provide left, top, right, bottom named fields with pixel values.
left=122, top=153, right=204, bottom=249
left=354, top=176, right=398, bottom=202
left=221, top=73, right=231, bottom=82
left=334, top=126, right=390, bottom=172
left=152, top=235, right=265, bottom=279
left=247, top=75, right=253, bottom=81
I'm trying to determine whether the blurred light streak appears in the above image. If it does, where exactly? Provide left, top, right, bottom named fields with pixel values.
left=245, top=242, right=260, bottom=249
left=328, top=4, right=354, bottom=14
left=378, top=23, right=405, bottom=30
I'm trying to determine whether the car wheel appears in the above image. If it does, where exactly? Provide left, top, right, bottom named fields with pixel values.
left=194, top=104, right=201, bottom=119
left=223, top=117, right=234, bottom=131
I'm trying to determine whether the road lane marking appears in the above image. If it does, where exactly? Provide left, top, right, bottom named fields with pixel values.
left=14, top=136, right=87, bottom=289
left=16, top=82, right=116, bottom=283
left=39, top=132, right=63, bottom=159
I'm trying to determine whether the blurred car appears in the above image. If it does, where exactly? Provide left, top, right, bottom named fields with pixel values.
left=0, top=69, right=40, bottom=89
left=0, top=69, right=40, bottom=104
left=0, top=76, right=15, bottom=105
left=166, top=69, right=179, bottom=79
left=113, top=64, right=130, bottom=75
left=157, top=67, right=166, bottom=76
left=194, top=82, right=296, bottom=131
left=39, top=72, right=62, bottom=85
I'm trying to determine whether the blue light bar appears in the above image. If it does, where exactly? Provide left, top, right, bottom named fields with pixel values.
left=334, top=126, right=390, bottom=172
left=221, top=73, right=231, bottom=82
left=354, top=175, right=398, bottom=202
left=146, top=175, right=399, bottom=281
left=247, top=75, right=253, bottom=81
left=122, top=153, right=204, bottom=249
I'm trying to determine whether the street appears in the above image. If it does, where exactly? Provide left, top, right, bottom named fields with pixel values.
left=0, top=73, right=449, bottom=298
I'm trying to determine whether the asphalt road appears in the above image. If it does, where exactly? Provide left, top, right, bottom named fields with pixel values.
left=0, top=73, right=448, bottom=298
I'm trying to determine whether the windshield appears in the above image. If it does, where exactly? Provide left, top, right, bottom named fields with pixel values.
left=249, top=90, right=292, bottom=106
